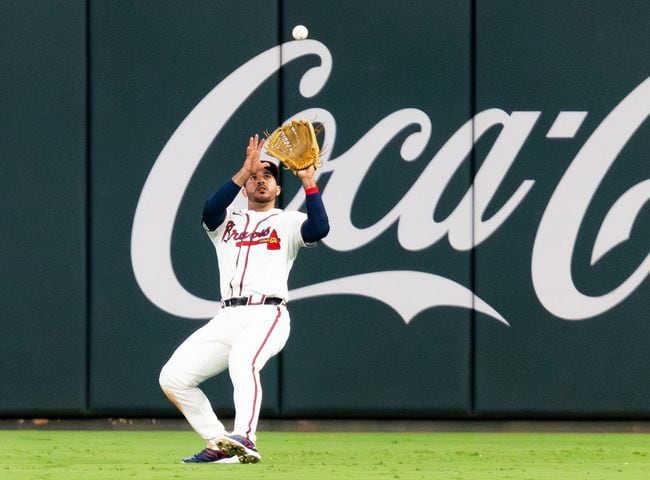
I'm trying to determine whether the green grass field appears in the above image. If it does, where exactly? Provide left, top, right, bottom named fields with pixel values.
left=1, top=430, right=649, bottom=479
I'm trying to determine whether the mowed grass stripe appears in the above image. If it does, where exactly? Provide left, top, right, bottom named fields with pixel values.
left=1, top=430, right=649, bottom=479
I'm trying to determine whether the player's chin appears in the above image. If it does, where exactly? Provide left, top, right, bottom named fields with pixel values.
left=251, top=192, right=275, bottom=204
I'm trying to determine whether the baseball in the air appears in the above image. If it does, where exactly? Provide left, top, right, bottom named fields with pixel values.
left=292, top=24, right=309, bottom=40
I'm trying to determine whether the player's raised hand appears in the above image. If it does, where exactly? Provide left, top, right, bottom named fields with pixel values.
left=233, top=134, right=266, bottom=186
left=244, top=134, right=266, bottom=174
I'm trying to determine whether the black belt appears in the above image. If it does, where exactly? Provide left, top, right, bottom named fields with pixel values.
left=221, top=296, right=286, bottom=308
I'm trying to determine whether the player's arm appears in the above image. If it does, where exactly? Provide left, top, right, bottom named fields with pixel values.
left=202, top=180, right=240, bottom=230
left=203, top=134, right=266, bottom=230
left=297, top=166, right=330, bottom=243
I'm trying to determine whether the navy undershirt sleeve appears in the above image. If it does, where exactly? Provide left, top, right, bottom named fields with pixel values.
left=301, top=191, right=330, bottom=243
left=202, top=179, right=241, bottom=230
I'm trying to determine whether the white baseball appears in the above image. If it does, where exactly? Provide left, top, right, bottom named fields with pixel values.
left=292, top=25, right=308, bottom=40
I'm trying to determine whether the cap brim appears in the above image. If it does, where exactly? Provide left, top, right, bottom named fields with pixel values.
left=261, top=160, right=280, bottom=181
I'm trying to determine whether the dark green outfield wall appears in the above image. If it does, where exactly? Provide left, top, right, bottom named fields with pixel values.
left=1, top=0, right=648, bottom=419
left=0, top=0, right=87, bottom=414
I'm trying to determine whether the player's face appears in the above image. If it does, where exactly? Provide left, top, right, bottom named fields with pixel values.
left=244, top=169, right=280, bottom=206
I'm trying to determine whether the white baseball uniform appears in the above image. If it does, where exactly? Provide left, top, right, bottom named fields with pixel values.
left=159, top=205, right=312, bottom=444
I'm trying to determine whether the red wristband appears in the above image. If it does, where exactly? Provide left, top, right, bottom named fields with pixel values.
left=304, top=186, right=319, bottom=195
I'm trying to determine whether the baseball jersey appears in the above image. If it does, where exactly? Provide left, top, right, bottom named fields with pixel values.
left=205, top=207, right=313, bottom=301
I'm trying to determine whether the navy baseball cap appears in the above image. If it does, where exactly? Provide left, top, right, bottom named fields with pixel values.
left=261, top=159, right=280, bottom=181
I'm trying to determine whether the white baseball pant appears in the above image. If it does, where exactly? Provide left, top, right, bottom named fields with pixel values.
left=159, top=304, right=290, bottom=444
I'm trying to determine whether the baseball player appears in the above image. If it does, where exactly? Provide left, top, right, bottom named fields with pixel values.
left=159, top=133, right=329, bottom=464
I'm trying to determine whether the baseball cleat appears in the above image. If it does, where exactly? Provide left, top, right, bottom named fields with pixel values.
left=181, top=447, right=239, bottom=464
left=216, top=434, right=262, bottom=464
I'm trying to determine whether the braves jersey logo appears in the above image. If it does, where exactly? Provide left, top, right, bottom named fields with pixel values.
left=222, top=221, right=282, bottom=250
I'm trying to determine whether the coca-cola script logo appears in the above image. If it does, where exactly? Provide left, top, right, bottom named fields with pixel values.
left=130, top=40, right=649, bottom=324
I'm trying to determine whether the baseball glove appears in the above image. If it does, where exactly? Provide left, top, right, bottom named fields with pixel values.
left=264, top=119, right=321, bottom=174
